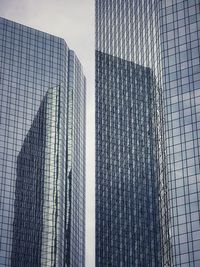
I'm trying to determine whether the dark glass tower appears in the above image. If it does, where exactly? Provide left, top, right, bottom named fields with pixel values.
left=0, top=17, right=86, bottom=267
left=96, top=0, right=200, bottom=267
left=96, top=52, right=166, bottom=266
left=95, top=1, right=169, bottom=266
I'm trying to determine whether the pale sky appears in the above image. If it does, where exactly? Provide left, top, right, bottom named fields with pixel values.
left=0, top=0, right=95, bottom=266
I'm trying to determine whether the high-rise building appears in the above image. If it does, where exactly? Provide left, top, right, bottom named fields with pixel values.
left=0, top=17, right=86, bottom=267
left=160, top=2, right=200, bottom=266
left=96, top=1, right=200, bottom=267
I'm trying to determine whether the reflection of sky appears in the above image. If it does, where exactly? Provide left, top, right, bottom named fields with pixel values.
left=0, top=1, right=95, bottom=266
left=161, top=0, right=200, bottom=262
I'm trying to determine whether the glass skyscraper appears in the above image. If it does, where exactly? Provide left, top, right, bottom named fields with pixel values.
left=160, top=1, right=200, bottom=266
left=0, top=17, right=86, bottom=267
left=96, top=0, right=200, bottom=266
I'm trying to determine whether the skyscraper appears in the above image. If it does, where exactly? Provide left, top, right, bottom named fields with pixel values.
left=160, top=2, right=200, bottom=266
left=0, top=17, right=86, bottom=267
left=96, top=0, right=200, bottom=266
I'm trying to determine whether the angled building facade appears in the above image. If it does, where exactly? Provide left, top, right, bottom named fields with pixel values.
left=0, top=17, right=86, bottom=267
left=96, top=0, right=200, bottom=266
left=160, top=1, right=200, bottom=266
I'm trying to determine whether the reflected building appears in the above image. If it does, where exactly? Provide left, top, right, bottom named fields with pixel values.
left=96, top=51, right=167, bottom=266
left=0, top=18, right=86, bottom=267
left=96, top=0, right=200, bottom=267
left=11, top=87, right=56, bottom=266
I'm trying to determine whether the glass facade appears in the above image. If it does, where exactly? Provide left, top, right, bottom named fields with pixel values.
left=160, top=1, right=200, bottom=266
left=0, top=17, right=86, bottom=267
left=96, top=1, right=170, bottom=266
left=96, top=51, right=166, bottom=266
left=96, top=0, right=200, bottom=266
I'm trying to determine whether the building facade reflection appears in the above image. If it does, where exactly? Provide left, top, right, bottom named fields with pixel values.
left=96, top=51, right=169, bottom=266
left=12, top=87, right=56, bottom=266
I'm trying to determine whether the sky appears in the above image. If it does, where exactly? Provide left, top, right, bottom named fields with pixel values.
left=0, top=0, right=95, bottom=266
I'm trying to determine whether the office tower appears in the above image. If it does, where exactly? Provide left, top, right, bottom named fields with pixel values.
left=160, top=1, right=200, bottom=266
left=0, top=17, right=86, bottom=267
left=96, top=0, right=200, bottom=267
left=95, top=1, right=169, bottom=266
